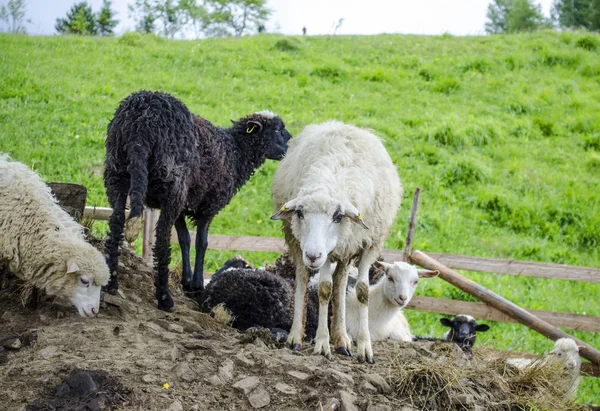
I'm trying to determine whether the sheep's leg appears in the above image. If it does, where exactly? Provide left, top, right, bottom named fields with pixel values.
left=313, top=259, right=333, bottom=360
left=175, top=215, right=193, bottom=289
left=186, top=216, right=211, bottom=293
left=104, top=179, right=128, bottom=294
left=287, top=264, right=309, bottom=351
left=153, top=208, right=179, bottom=311
left=356, top=247, right=378, bottom=364
left=331, top=262, right=352, bottom=356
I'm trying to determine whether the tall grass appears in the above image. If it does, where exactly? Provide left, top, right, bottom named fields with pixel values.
left=0, top=30, right=598, bottom=403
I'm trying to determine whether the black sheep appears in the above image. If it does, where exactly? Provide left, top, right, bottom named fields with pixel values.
left=103, top=90, right=292, bottom=311
left=414, top=314, right=490, bottom=355
left=198, top=266, right=295, bottom=333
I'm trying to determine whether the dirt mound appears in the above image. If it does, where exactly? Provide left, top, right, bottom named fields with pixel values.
left=0, top=240, right=586, bottom=411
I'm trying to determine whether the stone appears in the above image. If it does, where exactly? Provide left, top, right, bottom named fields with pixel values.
left=218, top=359, right=234, bottom=383
left=365, top=374, right=392, bottom=394
left=453, top=394, right=474, bottom=406
left=247, top=386, right=270, bottom=409
left=252, top=337, right=268, bottom=350
left=167, top=399, right=183, bottom=411
left=168, top=324, right=184, bottom=334
left=144, top=322, right=164, bottom=334
left=142, top=374, right=156, bottom=383
left=361, top=381, right=378, bottom=395
left=2, top=337, right=22, bottom=350
left=233, top=376, right=261, bottom=395
left=129, top=293, right=142, bottom=304
left=274, top=382, right=297, bottom=395
left=173, top=362, right=197, bottom=383
left=339, top=391, right=359, bottom=411
left=287, top=370, right=311, bottom=381
left=207, top=374, right=224, bottom=386
left=39, top=345, right=58, bottom=359
left=234, top=352, right=255, bottom=367
left=325, top=368, right=354, bottom=386
left=169, top=346, right=180, bottom=362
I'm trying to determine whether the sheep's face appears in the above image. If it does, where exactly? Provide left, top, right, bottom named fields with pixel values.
left=53, top=253, right=109, bottom=318
left=441, top=315, right=490, bottom=347
left=549, top=338, right=583, bottom=371
left=264, top=118, right=293, bottom=161
left=375, top=261, right=438, bottom=308
left=236, top=112, right=292, bottom=161
left=271, top=199, right=369, bottom=270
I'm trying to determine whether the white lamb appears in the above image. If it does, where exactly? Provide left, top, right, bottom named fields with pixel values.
left=507, top=338, right=583, bottom=399
left=0, top=154, right=109, bottom=317
left=271, top=121, right=402, bottom=363
left=346, top=261, right=438, bottom=342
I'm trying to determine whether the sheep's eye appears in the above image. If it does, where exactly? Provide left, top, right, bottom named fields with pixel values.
left=80, top=277, right=91, bottom=287
left=295, top=209, right=304, bottom=220
left=557, top=352, right=562, bottom=356
left=332, top=212, right=343, bottom=224
left=387, top=276, right=394, bottom=283
left=412, top=280, right=419, bottom=286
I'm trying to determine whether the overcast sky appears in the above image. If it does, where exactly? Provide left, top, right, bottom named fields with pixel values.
left=21, top=0, right=555, bottom=37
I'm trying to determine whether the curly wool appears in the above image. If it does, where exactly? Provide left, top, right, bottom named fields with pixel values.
left=0, top=155, right=109, bottom=300
left=198, top=267, right=295, bottom=332
left=104, top=90, right=291, bottom=309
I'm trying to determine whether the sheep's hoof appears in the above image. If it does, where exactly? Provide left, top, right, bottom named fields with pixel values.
left=335, top=347, right=352, bottom=357
left=291, top=343, right=302, bottom=352
left=357, top=355, right=374, bottom=364
left=157, top=294, right=174, bottom=312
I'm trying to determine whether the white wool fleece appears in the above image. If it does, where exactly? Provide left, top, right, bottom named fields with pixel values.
left=0, top=155, right=109, bottom=317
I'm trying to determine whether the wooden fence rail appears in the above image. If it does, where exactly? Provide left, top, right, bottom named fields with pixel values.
left=167, top=232, right=600, bottom=283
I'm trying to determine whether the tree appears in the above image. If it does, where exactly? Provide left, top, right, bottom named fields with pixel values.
left=485, top=0, right=547, bottom=34
left=0, top=0, right=30, bottom=33
left=203, top=0, right=271, bottom=37
left=129, top=0, right=190, bottom=38
left=96, top=0, right=118, bottom=36
left=55, top=1, right=97, bottom=35
left=551, top=0, right=600, bottom=31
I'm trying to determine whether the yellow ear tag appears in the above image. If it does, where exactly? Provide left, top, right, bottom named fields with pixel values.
left=281, top=206, right=287, bottom=211
left=246, top=125, right=257, bottom=134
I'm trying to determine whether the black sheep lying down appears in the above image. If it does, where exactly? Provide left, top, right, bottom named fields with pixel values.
left=413, top=314, right=490, bottom=355
left=103, top=90, right=292, bottom=311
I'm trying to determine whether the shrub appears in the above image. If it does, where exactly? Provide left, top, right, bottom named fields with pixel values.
left=584, top=134, right=600, bottom=151
left=442, top=158, right=490, bottom=186
left=272, top=38, right=300, bottom=52
left=433, top=77, right=460, bottom=95
left=575, top=35, right=599, bottom=51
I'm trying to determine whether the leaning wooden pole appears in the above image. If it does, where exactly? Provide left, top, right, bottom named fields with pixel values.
left=409, top=250, right=600, bottom=366
left=402, top=187, right=422, bottom=262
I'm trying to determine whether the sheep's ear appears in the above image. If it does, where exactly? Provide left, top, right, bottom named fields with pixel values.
left=417, top=269, right=439, bottom=279
left=373, top=261, right=393, bottom=272
left=270, top=199, right=298, bottom=220
left=476, top=324, right=490, bottom=332
left=440, top=318, right=453, bottom=327
left=67, top=261, right=80, bottom=274
left=343, top=202, right=369, bottom=229
left=246, top=120, right=263, bottom=134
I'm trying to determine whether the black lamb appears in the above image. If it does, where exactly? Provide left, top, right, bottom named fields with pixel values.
left=103, top=90, right=292, bottom=311
left=413, top=314, right=491, bottom=355
left=199, top=257, right=319, bottom=341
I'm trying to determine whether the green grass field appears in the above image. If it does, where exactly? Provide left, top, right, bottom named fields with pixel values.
left=1, top=30, right=599, bottom=404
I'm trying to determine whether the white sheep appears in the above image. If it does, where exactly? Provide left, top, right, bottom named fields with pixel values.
left=271, top=121, right=402, bottom=363
left=507, top=338, right=583, bottom=399
left=345, top=261, right=438, bottom=342
left=0, top=154, right=109, bottom=317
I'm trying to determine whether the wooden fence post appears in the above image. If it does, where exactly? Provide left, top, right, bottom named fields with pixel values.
left=402, top=187, right=422, bottom=262
left=142, top=208, right=159, bottom=263
left=409, top=250, right=600, bottom=366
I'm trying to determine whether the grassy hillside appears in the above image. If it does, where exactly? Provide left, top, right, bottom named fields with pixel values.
left=1, top=31, right=599, bottom=403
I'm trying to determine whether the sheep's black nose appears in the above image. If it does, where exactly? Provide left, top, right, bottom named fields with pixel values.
left=305, top=252, right=322, bottom=263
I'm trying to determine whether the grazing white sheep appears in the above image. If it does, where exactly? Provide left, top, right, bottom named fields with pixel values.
left=0, top=154, right=109, bottom=317
left=346, top=261, right=438, bottom=342
left=271, top=121, right=402, bottom=363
